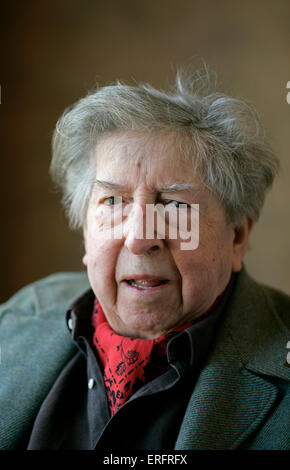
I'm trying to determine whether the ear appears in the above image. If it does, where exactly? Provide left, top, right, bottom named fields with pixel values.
left=232, top=217, right=254, bottom=272
left=82, top=225, right=88, bottom=266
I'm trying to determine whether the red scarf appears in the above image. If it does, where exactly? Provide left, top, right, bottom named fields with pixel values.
left=91, top=299, right=192, bottom=416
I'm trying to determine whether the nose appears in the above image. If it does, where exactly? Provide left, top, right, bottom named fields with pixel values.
left=123, top=202, right=164, bottom=255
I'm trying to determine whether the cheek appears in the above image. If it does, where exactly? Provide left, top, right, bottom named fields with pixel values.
left=85, top=240, right=120, bottom=312
left=174, top=250, right=210, bottom=289
left=85, top=232, right=120, bottom=295
left=169, top=229, right=233, bottom=309
left=90, top=205, right=119, bottom=232
left=85, top=205, right=119, bottom=265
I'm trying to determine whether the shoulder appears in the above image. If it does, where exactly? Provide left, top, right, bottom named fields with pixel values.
left=234, top=267, right=290, bottom=331
left=258, top=281, right=290, bottom=331
left=0, top=272, right=90, bottom=316
left=0, top=272, right=90, bottom=449
left=0, top=271, right=90, bottom=364
left=222, top=267, right=290, bottom=381
left=0, top=271, right=90, bottom=365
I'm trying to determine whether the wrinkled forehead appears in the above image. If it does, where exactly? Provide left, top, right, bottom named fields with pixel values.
left=93, top=130, right=200, bottom=189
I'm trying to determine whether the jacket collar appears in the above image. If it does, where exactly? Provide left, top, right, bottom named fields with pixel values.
left=222, top=267, right=289, bottom=380
left=175, top=267, right=289, bottom=450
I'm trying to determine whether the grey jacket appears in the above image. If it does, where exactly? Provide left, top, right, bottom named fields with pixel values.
left=0, top=268, right=289, bottom=450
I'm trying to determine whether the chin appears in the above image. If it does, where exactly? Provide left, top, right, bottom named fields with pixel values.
left=117, top=311, right=177, bottom=338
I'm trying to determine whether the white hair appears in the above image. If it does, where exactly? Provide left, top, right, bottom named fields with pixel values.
left=50, top=68, right=279, bottom=228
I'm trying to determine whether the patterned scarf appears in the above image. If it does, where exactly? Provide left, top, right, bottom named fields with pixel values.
left=91, top=299, right=193, bottom=416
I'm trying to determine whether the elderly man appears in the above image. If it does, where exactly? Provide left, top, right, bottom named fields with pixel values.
left=0, top=71, right=289, bottom=450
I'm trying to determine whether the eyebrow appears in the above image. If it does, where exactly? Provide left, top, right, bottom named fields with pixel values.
left=92, top=180, right=198, bottom=193
left=158, top=183, right=198, bottom=192
left=92, top=180, right=126, bottom=190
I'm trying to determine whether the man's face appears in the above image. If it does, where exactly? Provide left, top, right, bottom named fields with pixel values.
left=83, top=131, right=246, bottom=339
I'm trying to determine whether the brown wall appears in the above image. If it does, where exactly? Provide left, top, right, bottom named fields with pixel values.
left=1, top=0, right=290, bottom=302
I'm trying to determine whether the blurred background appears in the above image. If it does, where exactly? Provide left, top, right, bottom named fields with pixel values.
left=1, top=0, right=290, bottom=302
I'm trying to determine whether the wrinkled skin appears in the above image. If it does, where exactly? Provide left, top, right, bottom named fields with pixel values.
left=83, top=131, right=252, bottom=339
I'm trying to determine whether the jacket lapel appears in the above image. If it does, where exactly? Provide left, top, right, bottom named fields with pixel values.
left=175, top=268, right=289, bottom=450
left=175, top=335, right=278, bottom=449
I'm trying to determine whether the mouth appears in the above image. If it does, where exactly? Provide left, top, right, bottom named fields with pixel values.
left=124, top=279, right=170, bottom=290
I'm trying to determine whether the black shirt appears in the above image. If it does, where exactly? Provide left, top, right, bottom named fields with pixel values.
left=27, top=275, right=236, bottom=450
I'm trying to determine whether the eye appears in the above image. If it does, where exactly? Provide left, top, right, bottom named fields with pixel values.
left=164, top=200, right=189, bottom=209
left=103, top=196, right=123, bottom=206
